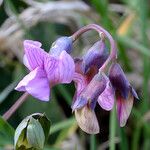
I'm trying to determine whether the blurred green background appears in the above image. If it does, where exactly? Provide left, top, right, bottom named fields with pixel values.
left=0, top=0, right=150, bottom=150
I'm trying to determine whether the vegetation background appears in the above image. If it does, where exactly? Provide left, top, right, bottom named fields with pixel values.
left=0, top=0, right=150, bottom=150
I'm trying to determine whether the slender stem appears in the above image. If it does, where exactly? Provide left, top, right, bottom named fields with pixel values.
left=90, top=135, right=96, bottom=150
left=71, top=24, right=117, bottom=72
left=3, top=92, right=29, bottom=120
left=109, top=105, right=116, bottom=150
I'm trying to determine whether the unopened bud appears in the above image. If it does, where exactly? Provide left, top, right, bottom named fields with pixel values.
left=50, top=36, right=73, bottom=56
left=82, top=40, right=109, bottom=73
left=14, top=113, right=51, bottom=150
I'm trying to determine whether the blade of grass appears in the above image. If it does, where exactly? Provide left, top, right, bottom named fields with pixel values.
left=117, top=36, right=150, bottom=57
left=139, top=0, right=150, bottom=113
left=117, top=42, right=132, bottom=71
left=50, top=117, right=76, bottom=135
left=132, top=123, right=142, bottom=150
left=119, top=128, right=129, bottom=150
left=55, top=124, right=77, bottom=146
left=55, top=85, right=72, bottom=105
left=90, top=135, right=96, bottom=150
left=137, top=0, right=150, bottom=149
left=0, top=81, right=18, bottom=104
left=109, top=105, right=116, bottom=150
left=91, top=0, right=113, bottom=30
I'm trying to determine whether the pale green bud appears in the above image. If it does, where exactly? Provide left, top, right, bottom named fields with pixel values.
left=14, top=113, right=51, bottom=150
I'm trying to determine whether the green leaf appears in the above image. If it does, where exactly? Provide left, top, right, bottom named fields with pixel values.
left=14, top=117, right=29, bottom=147
left=0, top=116, right=14, bottom=145
left=27, top=117, right=45, bottom=150
left=38, top=114, right=51, bottom=141
left=0, top=81, right=18, bottom=104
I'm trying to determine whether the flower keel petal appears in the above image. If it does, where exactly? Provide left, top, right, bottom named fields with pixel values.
left=98, top=76, right=115, bottom=111
left=75, top=106, right=99, bottom=134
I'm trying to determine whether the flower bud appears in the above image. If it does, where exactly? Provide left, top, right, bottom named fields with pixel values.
left=50, top=36, right=73, bottom=56
left=82, top=40, right=109, bottom=74
left=14, top=113, right=51, bottom=150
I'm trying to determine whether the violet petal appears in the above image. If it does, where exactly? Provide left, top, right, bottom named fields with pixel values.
left=116, top=93, right=134, bottom=127
left=79, top=73, right=106, bottom=107
left=72, top=96, right=88, bottom=111
left=45, top=50, right=75, bottom=85
left=71, top=72, right=88, bottom=110
left=82, top=40, right=108, bottom=74
left=109, top=63, right=130, bottom=99
left=23, top=40, right=47, bottom=71
left=15, top=67, right=50, bottom=101
left=98, top=76, right=115, bottom=111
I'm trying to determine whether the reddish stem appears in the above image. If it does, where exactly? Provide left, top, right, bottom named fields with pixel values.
left=71, top=24, right=117, bottom=72
left=3, top=92, right=29, bottom=120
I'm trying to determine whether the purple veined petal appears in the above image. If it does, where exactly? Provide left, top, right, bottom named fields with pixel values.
left=72, top=73, right=106, bottom=111
left=116, top=93, right=134, bottom=127
left=79, top=73, right=106, bottom=106
left=109, top=63, right=130, bottom=99
left=89, top=100, right=97, bottom=110
left=44, top=54, right=58, bottom=80
left=23, top=40, right=47, bottom=71
left=23, top=55, right=32, bottom=71
left=24, top=40, right=42, bottom=47
left=98, top=76, right=115, bottom=111
left=45, top=50, right=75, bottom=85
left=75, top=106, right=99, bottom=134
left=72, top=96, right=88, bottom=111
left=71, top=72, right=88, bottom=110
left=73, top=73, right=88, bottom=97
left=15, top=67, right=50, bottom=101
left=82, top=40, right=109, bottom=74
left=58, top=51, right=75, bottom=83
left=50, top=36, right=73, bottom=56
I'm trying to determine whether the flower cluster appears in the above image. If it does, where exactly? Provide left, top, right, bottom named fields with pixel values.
left=15, top=24, right=139, bottom=134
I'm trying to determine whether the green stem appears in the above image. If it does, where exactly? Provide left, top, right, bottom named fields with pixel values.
left=140, top=0, right=149, bottom=113
left=109, top=106, right=116, bottom=150
left=132, top=123, right=142, bottom=150
left=90, top=135, right=96, bottom=150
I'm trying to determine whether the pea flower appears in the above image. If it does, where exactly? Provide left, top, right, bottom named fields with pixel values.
left=109, top=63, right=139, bottom=127
left=11, top=24, right=139, bottom=135
left=72, top=41, right=115, bottom=134
left=15, top=37, right=75, bottom=101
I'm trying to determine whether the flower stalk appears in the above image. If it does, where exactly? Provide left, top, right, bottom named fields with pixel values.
left=109, top=102, right=116, bottom=150
left=71, top=24, right=117, bottom=72
left=3, top=92, right=29, bottom=120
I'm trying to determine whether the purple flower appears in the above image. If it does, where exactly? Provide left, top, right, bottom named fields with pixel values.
left=109, top=63, right=139, bottom=127
left=15, top=38, right=75, bottom=101
left=72, top=59, right=115, bottom=134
